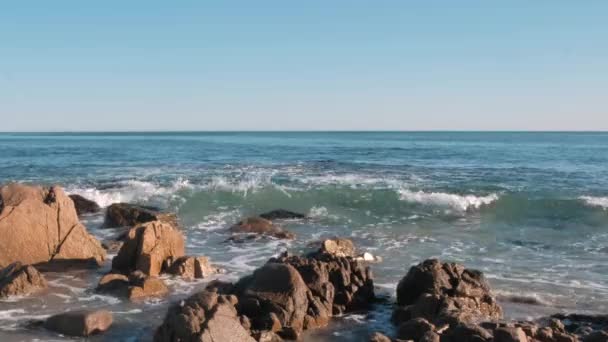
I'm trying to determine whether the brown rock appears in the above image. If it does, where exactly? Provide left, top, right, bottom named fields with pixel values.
left=96, top=271, right=168, bottom=301
left=103, top=202, right=178, bottom=228
left=69, top=194, right=100, bottom=216
left=320, top=238, right=356, bottom=257
left=44, top=310, right=113, bottom=337
left=494, top=327, right=528, bottom=342
left=154, top=290, right=255, bottom=342
left=230, top=217, right=295, bottom=240
left=442, top=322, right=493, bottom=342
left=112, top=220, right=184, bottom=276
left=394, top=259, right=502, bottom=324
left=0, top=183, right=106, bottom=268
left=420, top=331, right=441, bottom=342
left=0, top=262, right=47, bottom=298
left=166, top=256, right=217, bottom=280
left=370, top=332, right=392, bottom=342
left=397, top=317, right=435, bottom=340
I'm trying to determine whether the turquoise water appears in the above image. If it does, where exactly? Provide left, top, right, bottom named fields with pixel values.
left=1, top=132, right=607, bottom=341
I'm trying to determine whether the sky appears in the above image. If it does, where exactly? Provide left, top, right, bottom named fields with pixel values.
left=0, top=1, right=607, bottom=131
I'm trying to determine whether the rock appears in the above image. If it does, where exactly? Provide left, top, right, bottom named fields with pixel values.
left=97, top=271, right=168, bottom=301
left=370, top=332, right=392, bottom=342
left=0, top=183, right=106, bottom=268
left=154, top=290, right=255, bottom=342
left=397, top=317, right=435, bottom=340
left=101, top=240, right=124, bottom=253
left=112, top=220, right=185, bottom=276
left=494, top=327, right=528, bottom=342
left=420, top=331, right=441, bottom=342
left=230, top=217, right=295, bottom=240
left=394, top=259, right=502, bottom=325
left=259, top=209, right=306, bottom=220
left=69, top=194, right=100, bottom=215
left=0, top=262, right=47, bottom=298
left=320, top=238, right=356, bottom=257
left=44, top=310, right=113, bottom=337
left=442, top=322, right=493, bottom=342
left=103, top=203, right=178, bottom=228
left=235, top=263, right=309, bottom=334
left=583, top=331, right=608, bottom=342
left=165, top=256, right=217, bottom=280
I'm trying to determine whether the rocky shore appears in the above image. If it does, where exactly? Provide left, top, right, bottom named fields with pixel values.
left=0, top=182, right=606, bottom=341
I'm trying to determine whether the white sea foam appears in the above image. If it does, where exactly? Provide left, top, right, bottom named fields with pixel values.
left=397, top=189, right=498, bottom=211
left=580, top=196, right=608, bottom=209
left=66, top=178, right=193, bottom=207
left=308, top=206, right=329, bottom=218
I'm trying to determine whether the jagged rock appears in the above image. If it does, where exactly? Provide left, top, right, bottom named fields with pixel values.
left=0, top=262, right=47, bottom=298
left=259, top=209, right=306, bottom=220
left=154, top=290, right=255, bottom=342
left=320, top=238, right=356, bottom=257
left=0, top=183, right=106, bottom=268
left=69, top=194, right=100, bottom=215
left=394, top=259, right=502, bottom=325
left=96, top=271, right=168, bottom=301
left=230, top=217, right=295, bottom=240
left=103, top=203, right=178, bottom=228
left=112, top=220, right=184, bottom=276
left=44, top=310, right=113, bottom=337
left=165, top=256, right=218, bottom=280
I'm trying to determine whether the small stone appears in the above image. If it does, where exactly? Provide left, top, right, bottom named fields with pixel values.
left=44, top=310, right=112, bottom=337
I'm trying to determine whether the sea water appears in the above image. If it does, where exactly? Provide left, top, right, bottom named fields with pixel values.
left=0, top=132, right=607, bottom=341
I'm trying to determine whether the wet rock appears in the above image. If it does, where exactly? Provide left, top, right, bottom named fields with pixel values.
left=44, top=310, right=113, bottom=337
left=441, top=322, right=493, bottom=342
left=397, top=317, right=435, bottom=340
left=394, top=259, right=502, bottom=325
left=259, top=209, right=306, bottom=220
left=112, top=220, right=185, bottom=276
left=154, top=290, right=255, bottom=342
left=230, top=217, right=295, bottom=240
left=494, top=327, right=528, bottom=342
left=101, top=240, right=124, bottom=253
left=234, top=263, right=309, bottom=335
left=420, top=331, right=441, bottom=342
left=0, top=262, right=47, bottom=298
left=165, top=256, right=218, bottom=280
left=320, top=238, right=356, bottom=257
left=68, top=194, right=100, bottom=216
left=369, top=332, right=392, bottom=342
left=0, top=183, right=106, bottom=268
left=103, top=202, right=178, bottom=228
left=583, top=331, right=608, bottom=342
left=96, top=271, right=168, bottom=301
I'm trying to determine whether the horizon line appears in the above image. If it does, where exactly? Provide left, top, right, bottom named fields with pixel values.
left=1, top=129, right=608, bottom=134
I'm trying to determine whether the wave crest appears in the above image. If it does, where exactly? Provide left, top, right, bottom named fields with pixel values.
left=580, top=196, right=608, bottom=209
left=398, top=189, right=499, bottom=211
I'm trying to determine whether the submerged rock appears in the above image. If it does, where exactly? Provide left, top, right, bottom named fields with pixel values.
left=259, top=209, right=306, bottom=220
left=165, top=255, right=218, bottom=280
left=0, top=183, right=106, bottom=268
left=230, top=217, right=295, bottom=240
left=44, top=310, right=113, bottom=337
left=96, top=271, right=168, bottom=301
left=68, top=194, right=100, bottom=215
left=103, top=202, right=178, bottom=228
left=112, top=220, right=185, bottom=276
left=0, top=262, right=47, bottom=298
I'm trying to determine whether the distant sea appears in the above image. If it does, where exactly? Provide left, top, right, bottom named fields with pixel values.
left=1, top=132, right=607, bottom=341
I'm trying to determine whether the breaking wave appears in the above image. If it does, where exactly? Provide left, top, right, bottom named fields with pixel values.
left=397, top=189, right=499, bottom=211
left=580, top=196, right=608, bottom=210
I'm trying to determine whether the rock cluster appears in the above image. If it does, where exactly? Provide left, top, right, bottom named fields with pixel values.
left=0, top=183, right=106, bottom=268
left=155, top=239, right=375, bottom=341
left=0, top=262, right=47, bottom=298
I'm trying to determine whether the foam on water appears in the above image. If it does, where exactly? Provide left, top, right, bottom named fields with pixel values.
left=397, top=189, right=499, bottom=211
left=580, top=196, right=608, bottom=209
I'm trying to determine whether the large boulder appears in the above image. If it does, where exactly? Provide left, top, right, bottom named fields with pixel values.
left=259, top=209, right=306, bottom=220
left=103, top=203, right=178, bottom=228
left=394, top=259, right=502, bottom=325
left=0, top=183, right=106, bottom=268
left=69, top=194, right=100, bottom=216
left=0, top=262, right=47, bottom=298
left=229, top=217, right=295, bottom=240
left=154, top=290, right=255, bottom=342
left=112, top=220, right=185, bottom=276
left=234, top=263, right=309, bottom=335
left=44, top=310, right=113, bottom=337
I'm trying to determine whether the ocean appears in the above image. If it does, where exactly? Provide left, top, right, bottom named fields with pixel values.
left=1, top=131, right=607, bottom=341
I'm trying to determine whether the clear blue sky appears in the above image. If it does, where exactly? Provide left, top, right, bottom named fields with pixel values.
left=1, top=1, right=606, bottom=131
